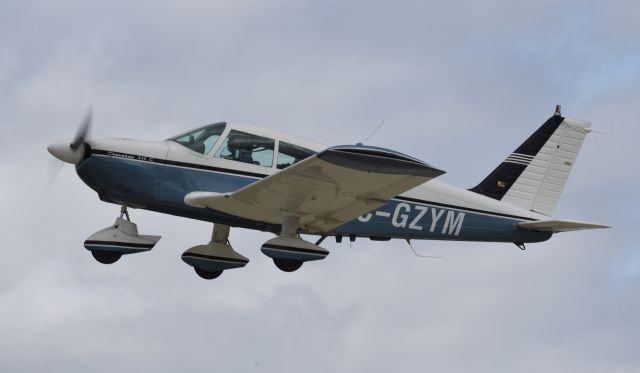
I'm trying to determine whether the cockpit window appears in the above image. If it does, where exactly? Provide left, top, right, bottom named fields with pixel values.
left=214, top=130, right=275, bottom=167
left=169, top=122, right=226, bottom=154
left=277, top=141, right=315, bottom=169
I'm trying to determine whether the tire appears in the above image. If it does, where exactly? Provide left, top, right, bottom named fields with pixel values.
left=273, top=258, right=303, bottom=272
left=194, top=267, right=223, bottom=280
left=91, top=251, right=122, bottom=264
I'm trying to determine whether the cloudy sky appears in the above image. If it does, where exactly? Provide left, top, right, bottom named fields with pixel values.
left=1, top=0, right=639, bottom=371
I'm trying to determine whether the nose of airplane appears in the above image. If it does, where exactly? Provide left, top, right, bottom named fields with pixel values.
left=48, top=109, right=92, bottom=165
left=47, top=140, right=86, bottom=164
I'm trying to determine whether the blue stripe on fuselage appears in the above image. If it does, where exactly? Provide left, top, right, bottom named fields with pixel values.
left=76, top=154, right=550, bottom=243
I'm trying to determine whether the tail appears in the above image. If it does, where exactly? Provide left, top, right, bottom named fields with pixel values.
left=470, top=106, right=591, bottom=216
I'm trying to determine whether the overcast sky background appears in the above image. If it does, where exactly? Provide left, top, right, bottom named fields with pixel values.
left=1, top=0, right=638, bottom=372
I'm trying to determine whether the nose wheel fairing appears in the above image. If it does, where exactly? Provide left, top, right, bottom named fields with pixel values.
left=84, top=208, right=161, bottom=263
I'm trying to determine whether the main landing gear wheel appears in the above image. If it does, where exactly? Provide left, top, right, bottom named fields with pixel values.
left=194, top=267, right=223, bottom=280
left=92, top=251, right=122, bottom=264
left=273, top=258, right=303, bottom=272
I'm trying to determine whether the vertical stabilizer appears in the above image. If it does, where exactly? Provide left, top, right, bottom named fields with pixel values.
left=470, top=107, right=591, bottom=216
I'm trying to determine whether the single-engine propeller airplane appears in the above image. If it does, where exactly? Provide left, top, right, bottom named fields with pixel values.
left=48, top=105, right=607, bottom=280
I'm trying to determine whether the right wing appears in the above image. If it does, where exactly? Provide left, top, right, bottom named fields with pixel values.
left=186, top=145, right=445, bottom=232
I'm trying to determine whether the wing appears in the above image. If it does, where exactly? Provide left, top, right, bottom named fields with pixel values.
left=518, top=219, right=609, bottom=233
left=185, top=145, right=445, bottom=232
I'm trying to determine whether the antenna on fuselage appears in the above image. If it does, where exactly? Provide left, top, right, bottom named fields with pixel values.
left=361, top=120, right=386, bottom=144
left=405, top=239, right=444, bottom=259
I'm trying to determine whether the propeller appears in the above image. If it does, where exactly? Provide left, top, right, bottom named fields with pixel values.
left=47, top=108, right=93, bottom=187
left=47, top=157, right=65, bottom=189
left=70, top=108, right=92, bottom=151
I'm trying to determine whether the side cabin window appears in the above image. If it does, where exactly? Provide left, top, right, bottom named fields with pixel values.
left=215, top=130, right=275, bottom=167
left=169, top=123, right=225, bottom=155
left=277, top=141, right=315, bottom=169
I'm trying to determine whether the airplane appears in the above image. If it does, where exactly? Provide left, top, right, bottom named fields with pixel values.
left=47, top=105, right=608, bottom=280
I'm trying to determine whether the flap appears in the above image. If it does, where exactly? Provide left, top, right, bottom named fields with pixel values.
left=518, top=219, right=609, bottom=233
left=185, top=145, right=445, bottom=232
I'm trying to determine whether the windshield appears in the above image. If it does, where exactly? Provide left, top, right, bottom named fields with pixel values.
left=169, top=122, right=226, bottom=154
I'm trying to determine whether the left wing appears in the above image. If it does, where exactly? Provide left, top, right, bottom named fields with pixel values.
left=185, top=145, right=445, bottom=232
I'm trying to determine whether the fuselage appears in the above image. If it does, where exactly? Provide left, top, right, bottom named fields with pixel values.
left=74, top=123, right=551, bottom=244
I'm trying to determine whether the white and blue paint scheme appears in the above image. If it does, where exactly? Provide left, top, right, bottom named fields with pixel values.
left=47, top=106, right=608, bottom=279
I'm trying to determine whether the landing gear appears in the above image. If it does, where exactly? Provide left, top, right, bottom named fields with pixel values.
left=261, top=215, right=329, bottom=273
left=91, top=251, right=122, bottom=264
left=181, top=224, right=249, bottom=280
left=84, top=206, right=161, bottom=264
left=273, top=258, right=303, bottom=272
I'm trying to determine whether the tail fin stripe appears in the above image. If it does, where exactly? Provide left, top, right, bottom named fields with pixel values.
left=504, top=160, right=531, bottom=166
left=506, top=157, right=532, bottom=163
left=509, top=153, right=535, bottom=160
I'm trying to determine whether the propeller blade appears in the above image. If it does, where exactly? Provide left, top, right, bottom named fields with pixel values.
left=47, top=157, right=65, bottom=189
left=70, top=108, right=92, bottom=150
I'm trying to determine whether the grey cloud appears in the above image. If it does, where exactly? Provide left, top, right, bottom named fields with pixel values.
left=1, top=0, right=639, bottom=372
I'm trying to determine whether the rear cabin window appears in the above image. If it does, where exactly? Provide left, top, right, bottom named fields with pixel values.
left=169, top=123, right=225, bottom=155
left=214, top=130, right=275, bottom=167
left=277, top=141, right=315, bottom=169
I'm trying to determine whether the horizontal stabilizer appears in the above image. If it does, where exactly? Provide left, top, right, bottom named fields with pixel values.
left=518, top=219, right=609, bottom=233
